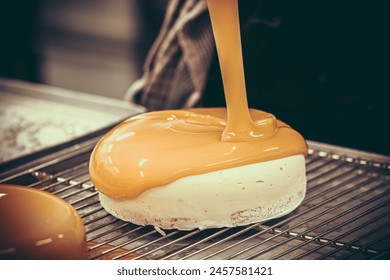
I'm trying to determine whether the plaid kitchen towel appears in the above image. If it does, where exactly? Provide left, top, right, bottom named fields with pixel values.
left=124, top=0, right=215, bottom=110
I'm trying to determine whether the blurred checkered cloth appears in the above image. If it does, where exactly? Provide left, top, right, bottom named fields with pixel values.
left=124, top=0, right=214, bottom=110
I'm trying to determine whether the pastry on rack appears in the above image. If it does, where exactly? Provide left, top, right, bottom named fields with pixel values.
left=89, top=0, right=307, bottom=231
left=89, top=109, right=307, bottom=230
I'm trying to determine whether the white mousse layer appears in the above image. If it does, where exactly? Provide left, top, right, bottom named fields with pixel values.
left=99, top=154, right=306, bottom=230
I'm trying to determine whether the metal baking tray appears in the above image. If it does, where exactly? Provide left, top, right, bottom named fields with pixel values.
left=0, top=78, right=145, bottom=166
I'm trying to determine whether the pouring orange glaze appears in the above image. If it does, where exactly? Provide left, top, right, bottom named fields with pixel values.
left=208, top=0, right=264, bottom=142
left=89, top=0, right=307, bottom=199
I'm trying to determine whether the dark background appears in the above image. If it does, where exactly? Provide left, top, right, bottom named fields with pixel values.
left=203, top=0, right=389, bottom=155
left=1, top=0, right=389, bottom=155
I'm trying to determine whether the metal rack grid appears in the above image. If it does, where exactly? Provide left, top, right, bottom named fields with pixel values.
left=1, top=136, right=389, bottom=260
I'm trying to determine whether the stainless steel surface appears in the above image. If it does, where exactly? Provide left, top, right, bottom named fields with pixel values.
left=0, top=78, right=145, bottom=163
left=0, top=136, right=389, bottom=260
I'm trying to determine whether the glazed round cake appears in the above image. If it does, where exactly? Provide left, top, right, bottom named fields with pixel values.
left=0, top=184, right=87, bottom=259
left=89, top=0, right=308, bottom=232
left=89, top=109, right=307, bottom=231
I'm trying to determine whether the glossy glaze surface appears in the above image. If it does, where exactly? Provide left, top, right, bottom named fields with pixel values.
left=90, top=108, right=306, bottom=198
left=0, top=185, right=87, bottom=259
left=89, top=0, right=307, bottom=198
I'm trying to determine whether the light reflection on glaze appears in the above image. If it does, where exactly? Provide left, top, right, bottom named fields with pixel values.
left=89, top=0, right=308, bottom=199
